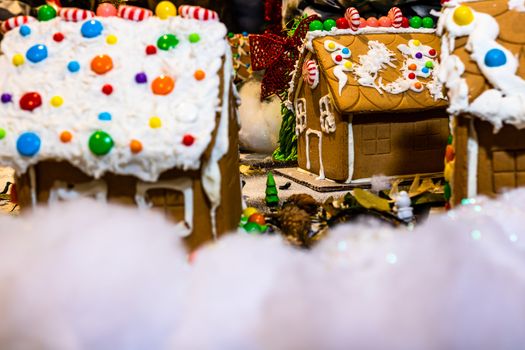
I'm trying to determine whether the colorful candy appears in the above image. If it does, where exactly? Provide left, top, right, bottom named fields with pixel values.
left=98, top=112, right=112, bottom=121
left=146, top=45, right=157, bottom=55
left=302, top=59, right=319, bottom=89
left=366, top=17, right=379, bottom=27
left=1, top=94, right=12, bottom=104
left=59, top=8, right=95, bottom=22
left=60, top=131, right=72, bottom=143
left=378, top=16, right=392, bottom=27
left=335, top=17, right=349, bottom=29
left=50, top=96, right=63, bottom=107
left=189, top=33, right=200, bottom=43
left=26, top=44, right=48, bottom=63
left=135, top=72, right=148, bottom=84
left=1, top=16, right=36, bottom=33
left=102, top=84, right=113, bottom=95
left=106, top=34, right=118, bottom=45
left=37, top=5, right=57, bottom=21
left=17, top=132, right=41, bottom=156
left=53, top=32, right=65, bottom=42
left=179, top=5, right=218, bottom=21
left=323, top=19, right=337, bottom=31
left=309, top=20, right=323, bottom=31
left=19, top=25, right=31, bottom=36
left=96, top=3, right=118, bottom=17
left=422, top=16, right=434, bottom=28
left=182, top=134, right=195, bottom=146
left=81, top=20, right=103, bottom=38
left=91, top=55, right=113, bottom=75
left=67, top=61, right=80, bottom=72
left=194, top=70, right=206, bottom=81
left=149, top=116, right=162, bottom=128
left=388, top=7, right=403, bottom=28
left=152, top=76, right=175, bottom=95
left=409, top=16, right=422, bottom=28
left=117, top=5, right=152, bottom=21
left=19, top=92, right=42, bottom=111
left=12, top=54, right=24, bottom=66
left=484, top=48, right=506, bottom=67
left=345, top=7, right=360, bottom=31
left=155, top=1, right=177, bottom=19
left=453, top=5, right=474, bottom=26
left=89, top=131, right=114, bottom=156
left=0, top=128, right=6, bottom=140
left=157, top=34, right=179, bottom=50
left=130, top=139, right=143, bottom=154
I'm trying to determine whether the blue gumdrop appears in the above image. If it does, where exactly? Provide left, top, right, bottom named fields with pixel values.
left=81, top=20, right=103, bottom=38
left=67, top=61, right=80, bottom=72
left=19, top=25, right=31, bottom=37
left=342, top=47, right=350, bottom=55
left=98, top=112, right=112, bottom=121
left=422, top=67, right=430, bottom=74
left=484, top=48, right=506, bottom=68
left=16, top=132, right=41, bottom=157
left=26, top=44, right=48, bottom=63
left=242, top=31, right=248, bottom=37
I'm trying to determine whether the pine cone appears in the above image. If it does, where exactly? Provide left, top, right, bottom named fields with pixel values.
left=284, top=194, right=319, bottom=215
left=279, top=205, right=311, bottom=247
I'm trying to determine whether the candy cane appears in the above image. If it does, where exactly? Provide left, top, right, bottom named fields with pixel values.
left=0, top=16, right=36, bottom=33
left=388, top=7, right=403, bottom=28
left=58, top=8, right=94, bottom=22
left=344, top=7, right=360, bottom=31
left=117, top=5, right=152, bottom=21
left=302, top=59, right=319, bottom=89
left=178, top=5, right=219, bottom=21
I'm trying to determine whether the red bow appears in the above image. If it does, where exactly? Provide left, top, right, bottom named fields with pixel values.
left=249, top=15, right=317, bottom=100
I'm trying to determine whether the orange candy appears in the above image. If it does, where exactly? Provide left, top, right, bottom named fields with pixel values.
left=248, top=213, right=266, bottom=225
left=151, top=75, right=175, bottom=95
left=445, top=145, right=455, bottom=162
left=60, top=131, right=72, bottom=143
left=408, top=63, right=417, bottom=71
left=130, top=139, right=143, bottom=153
left=194, top=70, right=206, bottom=81
left=414, top=82, right=423, bottom=89
left=91, top=54, right=113, bottom=75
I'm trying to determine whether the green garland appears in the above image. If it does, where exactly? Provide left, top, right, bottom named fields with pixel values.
left=272, top=101, right=297, bottom=162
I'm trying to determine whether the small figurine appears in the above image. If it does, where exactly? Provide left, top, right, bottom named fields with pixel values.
left=395, top=190, right=413, bottom=222
left=265, top=171, right=279, bottom=207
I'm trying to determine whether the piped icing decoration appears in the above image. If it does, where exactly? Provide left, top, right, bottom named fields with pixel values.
left=438, top=1, right=525, bottom=129
left=117, top=5, right=153, bottom=21
left=17, top=132, right=41, bottom=156
left=19, top=92, right=42, bottom=111
left=302, top=59, right=319, bottom=89
left=351, top=41, right=396, bottom=94
left=324, top=40, right=353, bottom=94
left=26, top=44, right=48, bottom=63
left=179, top=5, right=219, bottom=21
left=81, top=19, right=103, bottom=38
left=344, top=7, right=361, bottom=31
left=58, top=8, right=95, bottom=22
left=1, top=16, right=36, bottom=33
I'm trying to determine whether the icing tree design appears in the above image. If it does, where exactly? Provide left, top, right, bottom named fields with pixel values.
left=319, top=95, right=336, bottom=133
left=295, top=98, right=307, bottom=135
left=324, top=40, right=353, bottom=95
left=438, top=2, right=525, bottom=130
left=382, top=39, right=442, bottom=99
left=352, top=41, right=396, bottom=94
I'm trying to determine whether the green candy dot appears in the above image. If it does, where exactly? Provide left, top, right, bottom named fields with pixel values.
left=323, top=19, right=337, bottom=31
left=157, top=34, right=179, bottom=51
left=189, top=33, right=201, bottom=43
left=409, top=16, right=422, bottom=29
left=38, top=5, right=57, bottom=21
left=422, top=16, right=434, bottom=28
left=0, top=128, right=5, bottom=140
left=444, top=182, right=451, bottom=200
left=227, top=32, right=234, bottom=38
left=425, top=61, right=434, bottom=69
left=309, top=20, right=323, bottom=31
left=89, top=131, right=114, bottom=156
left=447, top=134, right=453, bottom=145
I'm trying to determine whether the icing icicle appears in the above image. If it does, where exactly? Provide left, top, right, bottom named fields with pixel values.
left=324, top=40, right=353, bottom=95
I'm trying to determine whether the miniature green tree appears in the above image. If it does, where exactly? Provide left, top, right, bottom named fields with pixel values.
left=272, top=103, right=297, bottom=162
left=265, top=171, right=279, bottom=207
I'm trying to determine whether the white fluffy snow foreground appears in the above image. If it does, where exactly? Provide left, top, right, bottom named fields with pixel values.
left=1, top=191, right=525, bottom=349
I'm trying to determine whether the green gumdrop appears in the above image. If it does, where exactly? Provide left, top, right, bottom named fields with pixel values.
left=422, top=16, right=434, bottom=28
left=0, top=128, right=5, bottom=140
left=409, top=16, right=422, bottom=29
left=227, top=32, right=234, bottom=38
left=38, top=5, right=57, bottom=21
left=309, top=20, right=323, bottom=31
left=323, top=19, right=337, bottom=31
left=239, top=216, right=248, bottom=227
left=425, top=61, right=434, bottom=69
left=444, top=182, right=451, bottom=200
left=189, top=33, right=201, bottom=43
left=259, top=224, right=268, bottom=233
left=244, top=221, right=260, bottom=233
left=447, top=134, right=453, bottom=145
left=157, top=34, right=179, bottom=51
left=89, top=131, right=114, bottom=156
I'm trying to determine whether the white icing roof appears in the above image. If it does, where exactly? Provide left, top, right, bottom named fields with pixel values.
left=0, top=16, right=228, bottom=181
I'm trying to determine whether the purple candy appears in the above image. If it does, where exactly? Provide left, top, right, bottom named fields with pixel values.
left=135, top=72, right=147, bottom=84
left=1, top=93, right=12, bottom=104
left=415, top=52, right=423, bottom=59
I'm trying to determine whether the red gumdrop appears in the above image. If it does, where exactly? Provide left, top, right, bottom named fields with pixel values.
left=182, top=134, right=195, bottom=146
left=336, top=17, right=349, bottom=29
left=401, top=17, right=410, bottom=28
left=429, top=48, right=437, bottom=57
left=146, top=45, right=157, bottom=55
left=20, top=92, right=42, bottom=111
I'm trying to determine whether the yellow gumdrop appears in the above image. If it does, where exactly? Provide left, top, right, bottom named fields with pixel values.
left=106, top=34, right=118, bottom=45
left=413, top=39, right=421, bottom=46
left=453, top=5, right=474, bottom=26
left=344, top=61, right=353, bottom=69
left=328, top=42, right=336, bottom=50
left=155, top=1, right=177, bottom=19
left=12, top=54, right=24, bottom=66
left=243, top=207, right=258, bottom=218
left=50, top=96, right=63, bottom=107
left=149, top=116, right=162, bottom=129
left=444, top=161, right=454, bottom=182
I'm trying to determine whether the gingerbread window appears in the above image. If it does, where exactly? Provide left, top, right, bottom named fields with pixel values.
left=295, top=98, right=307, bottom=134
left=319, top=95, right=336, bottom=133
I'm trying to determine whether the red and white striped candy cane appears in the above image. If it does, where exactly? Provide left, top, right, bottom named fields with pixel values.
left=58, top=8, right=94, bottom=22
left=0, top=16, right=36, bottom=33
left=302, top=59, right=319, bottom=89
left=46, top=0, right=61, bottom=10
left=178, top=5, right=219, bottom=21
left=388, top=7, right=403, bottom=28
left=344, top=7, right=360, bottom=31
left=117, top=5, right=152, bottom=21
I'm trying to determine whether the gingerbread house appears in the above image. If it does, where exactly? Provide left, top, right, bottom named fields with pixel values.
left=228, top=33, right=253, bottom=85
left=0, top=8, right=241, bottom=250
left=287, top=25, right=449, bottom=183
left=438, top=0, right=525, bottom=204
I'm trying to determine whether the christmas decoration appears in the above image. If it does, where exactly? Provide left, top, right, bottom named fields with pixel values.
left=265, top=171, right=279, bottom=207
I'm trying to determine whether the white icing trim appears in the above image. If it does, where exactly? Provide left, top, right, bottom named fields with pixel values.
left=29, top=166, right=36, bottom=208
left=345, top=120, right=355, bottom=183
left=508, top=0, right=525, bottom=12
left=49, top=180, right=107, bottom=204
left=295, top=98, right=307, bottom=135
left=467, top=119, right=479, bottom=199
left=305, top=128, right=325, bottom=180
left=323, top=40, right=353, bottom=95
left=135, top=178, right=194, bottom=237
left=319, top=95, right=336, bottom=133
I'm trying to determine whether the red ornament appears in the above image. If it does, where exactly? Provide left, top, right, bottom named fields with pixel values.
left=335, top=17, right=349, bottom=29
left=401, top=17, right=410, bottom=28
left=335, top=55, right=342, bottom=62
left=53, top=32, right=65, bottom=42
left=146, top=45, right=157, bottom=55
left=102, top=84, right=113, bottom=95
left=408, top=72, right=416, bottom=80
left=429, top=48, right=437, bottom=57
left=182, top=134, right=195, bottom=146
left=19, top=92, right=42, bottom=111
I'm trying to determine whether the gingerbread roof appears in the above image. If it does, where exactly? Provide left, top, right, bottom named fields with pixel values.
left=0, top=15, right=230, bottom=181
left=438, top=0, right=525, bottom=129
left=289, top=29, right=447, bottom=114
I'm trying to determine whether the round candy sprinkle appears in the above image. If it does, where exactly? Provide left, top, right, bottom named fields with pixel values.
left=149, top=116, right=162, bottom=128
left=157, top=34, right=179, bottom=50
left=182, top=134, right=195, bottom=146
left=96, top=3, right=117, bottom=17
left=50, top=96, right=63, bottom=107
left=12, top=54, right=25, bottom=66
left=428, top=49, right=437, bottom=57
left=342, top=48, right=350, bottom=55
left=1, top=93, right=12, bottom=104
left=415, top=52, right=423, bottom=59
left=425, top=61, right=434, bottom=68
left=413, top=40, right=421, bottom=46
left=248, top=213, right=265, bottom=225
left=106, top=34, right=118, bottom=45
left=484, top=48, right=506, bottom=67
left=53, top=32, right=65, bottom=42
left=309, top=20, right=323, bottom=31
left=378, top=16, right=392, bottom=27
left=194, top=70, right=206, bottom=81
left=408, top=72, right=416, bottom=80
left=146, top=45, right=157, bottom=55
left=414, top=82, right=423, bottom=89
left=335, top=17, right=349, bottom=29
left=366, top=17, right=379, bottom=27
left=422, top=16, right=434, bottom=28
left=130, top=139, right=142, bottom=154
left=401, top=16, right=409, bottom=28
left=359, top=18, right=367, bottom=28
left=26, top=44, right=48, bottom=63
left=422, top=67, right=429, bottom=74
left=89, top=131, right=114, bottom=156
left=91, top=55, right=113, bottom=75
left=344, top=61, right=353, bottom=69
left=20, top=92, right=42, bottom=111
left=81, top=20, right=103, bottom=38
left=155, top=1, right=177, bottom=19
left=409, top=16, right=422, bottom=28
left=335, top=55, right=342, bottom=62
left=189, top=33, right=200, bottom=43
left=98, top=112, right=112, bottom=121
left=19, top=25, right=31, bottom=36
left=135, top=72, right=148, bottom=84
left=323, top=18, right=337, bottom=31
left=453, top=5, right=474, bottom=26
left=60, top=131, right=72, bottom=143
left=17, top=132, right=41, bottom=156
left=67, top=61, right=80, bottom=72
left=408, top=63, right=417, bottom=70
left=0, top=128, right=5, bottom=140
left=243, top=207, right=258, bottom=218
left=102, top=84, right=113, bottom=95
left=38, top=5, right=57, bottom=21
